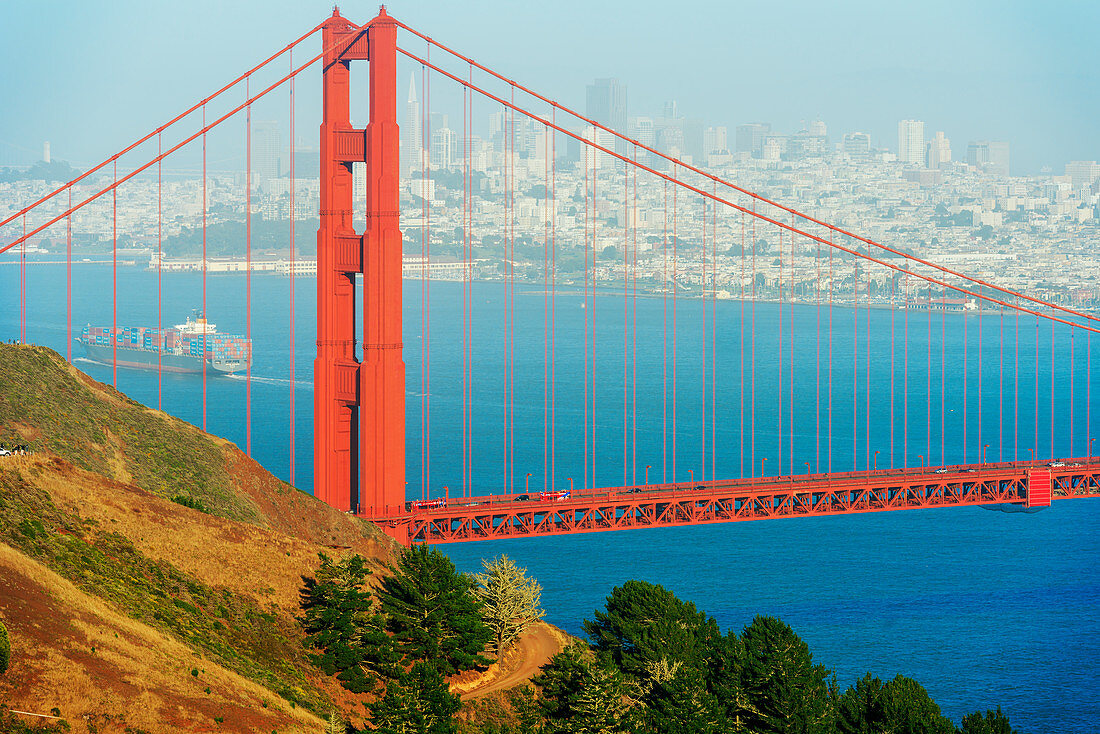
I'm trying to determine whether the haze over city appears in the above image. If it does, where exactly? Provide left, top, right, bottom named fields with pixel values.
left=2, top=0, right=1098, bottom=174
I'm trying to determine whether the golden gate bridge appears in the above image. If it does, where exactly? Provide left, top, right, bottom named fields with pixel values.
left=2, top=7, right=1098, bottom=545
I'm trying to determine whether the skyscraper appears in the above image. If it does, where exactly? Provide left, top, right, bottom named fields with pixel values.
left=967, top=140, right=1010, bottom=176
left=402, top=72, right=422, bottom=175
left=897, top=120, right=925, bottom=165
left=735, top=123, right=770, bottom=156
left=926, top=131, right=952, bottom=169
left=252, top=120, right=280, bottom=186
left=586, top=78, right=627, bottom=130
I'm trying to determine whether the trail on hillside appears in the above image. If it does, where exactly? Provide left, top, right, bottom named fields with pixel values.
left=459, top=623, right=565, bottom=700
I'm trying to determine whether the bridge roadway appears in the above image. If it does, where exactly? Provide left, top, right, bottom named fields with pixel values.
left=361, top=459, right=1100, bottom=545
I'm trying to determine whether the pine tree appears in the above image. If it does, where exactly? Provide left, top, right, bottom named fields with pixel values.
left=473, top=555, right=545, bottom=656
left=533, top=644, right=634, bottom=734
left=641, top=663, right=727, bottom=734
left=737, top=615, right=834, bottom=734
left=836, top=673, right=954, bottom=734
left=299, top=553, right=394, bottom=692
left=367, top=661, right=461, bottom=734
left=0, top=619, right=9, bottom=675
left=958, top=707, right=1017, bottom=734
left=583, top=580, right=721, bottom=680
left=377, top=544, right=492, bottom=676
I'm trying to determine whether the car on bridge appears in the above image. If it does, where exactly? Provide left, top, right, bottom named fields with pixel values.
left=409, top=498, right=447, bottom=511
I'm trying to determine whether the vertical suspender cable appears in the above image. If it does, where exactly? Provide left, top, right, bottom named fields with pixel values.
left=890, top=270, right=895, bottom=467
left=22, top=215, right=27, bottom=344
left=624, top=163, right=630, bottom=485
left=701, top=196, right=707, bottom=479
left=202, top=107, right=208, bottom=428
left=941, top=285, right=946, bottom=465
left=663, top=180, right=668, bottom=480
left=778, top=227, right=784, bottom=474
left=790, top=217, right=795, bottom=474
left=752, top=203, right=757, bottom=476
left=288, top=69, right=296, bottom=485
left=584, top=146, right=590, bottom=489
left=113, top=160, right=118, bottom=387
left=1070, top=328, right=1075, bottom=456
left=551, top=109, right=557, bottom=489
left=711, top=183, right=717, bottom=482
left=592, top=155, right=598, bottom=487
left=828, top=239, right=833, bottom=473
left=424, top=60, right=431, bottom=499
left=981, top=292, right=990, bottom=459
left=544, top=122, right=550, bottom=491
left=1000, top=312, right=1004, bottom=462
left=1050, top=321, right=1055, bottom=458
left=421, top=63, right=428, bottom=497
left=740, top=210, right=745, bottom=478
left=634, top=152, right=640, bottom=484
left=158, top=134, right=163, bottom=411
left=672, top=165, right=677, bottom=480
left=67, top=188, right=72, bottom=361
left=817, top=234, right=822, bottom=471
left=904, top=267, right=909, bottom=466
left=244, top=81, right=251, bottom=454
left=853, top=256, right=858, bottom=470
left=865, top=276, right=870, bottom=470
left=927, top=279, right=931, bottom=463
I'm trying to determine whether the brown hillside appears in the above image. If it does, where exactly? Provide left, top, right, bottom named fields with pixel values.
left=0, top=543, right=322, bottom=733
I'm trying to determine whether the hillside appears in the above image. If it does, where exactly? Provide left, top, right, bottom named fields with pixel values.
left=0, top=344, right=405, bottom=731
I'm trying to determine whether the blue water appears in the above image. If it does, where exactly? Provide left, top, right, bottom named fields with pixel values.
left=3, top=261, right=1098, bottom=731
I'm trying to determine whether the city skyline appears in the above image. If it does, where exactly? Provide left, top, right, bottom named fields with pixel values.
left=1, top=0, right=1097, bottom=175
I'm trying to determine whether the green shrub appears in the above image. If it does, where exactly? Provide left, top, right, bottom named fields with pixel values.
left=0, top=619, right=9, bottom=675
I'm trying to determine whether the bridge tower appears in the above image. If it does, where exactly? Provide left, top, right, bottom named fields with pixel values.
left=315, top=6, right=405, bottom=537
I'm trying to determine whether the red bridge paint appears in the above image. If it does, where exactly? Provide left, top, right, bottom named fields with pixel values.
left=314, top=8, right=406, bottom=539
left=363, top=461, right=1100, bottom=544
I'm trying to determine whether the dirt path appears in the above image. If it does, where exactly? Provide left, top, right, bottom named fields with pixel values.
left=458, top=623, right=565, bottom=700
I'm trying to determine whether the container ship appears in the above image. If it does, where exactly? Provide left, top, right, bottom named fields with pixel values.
left=77, top=312, right=251, bottom=375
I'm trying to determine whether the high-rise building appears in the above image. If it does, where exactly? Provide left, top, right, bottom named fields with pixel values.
left=586, top=78, right=627, bottom=131
left=1066, top=161, right=1100, bottom=189
left=631, top=117, right=655, bottom=148
left=897, top=120, right=925, bottom=165
left=926, top=131, right=952, bottom=169
left=430, top=127, right=457, bottom=169
left=402, top=72, right=423, bottom=174
left=988, top=141, right=1010, bottom=176
left=967, top=140, right=1010, bottom=176
left=808, top=120, right=827, bottom=137
left=842, top=132, right=872, bottom=159
left=735, top=123, right=771, bottom=156
left=42, top=141, right=50, bottom=164
left=252, top=120, right=280, bottom=186
left=703, top=126, right=728, bottom=154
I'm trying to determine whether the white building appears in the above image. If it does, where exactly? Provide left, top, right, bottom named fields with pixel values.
left=898, top=119, right=925, bottom=165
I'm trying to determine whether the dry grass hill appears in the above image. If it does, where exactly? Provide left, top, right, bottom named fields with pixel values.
left=0, top=344, right=407, bottom=732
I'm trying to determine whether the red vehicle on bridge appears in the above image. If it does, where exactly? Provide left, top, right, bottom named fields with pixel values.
left=539, top=490, right=571, bottom=502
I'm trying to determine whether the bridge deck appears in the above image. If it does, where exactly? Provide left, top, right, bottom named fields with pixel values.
left=361, top=459, right=1100, bottom=545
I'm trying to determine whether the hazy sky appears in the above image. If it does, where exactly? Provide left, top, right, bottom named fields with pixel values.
left=2, top=0, right=1097, bottom=175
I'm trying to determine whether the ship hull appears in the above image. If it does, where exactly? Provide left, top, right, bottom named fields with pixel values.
left=81, top=344, right=247, bottom=375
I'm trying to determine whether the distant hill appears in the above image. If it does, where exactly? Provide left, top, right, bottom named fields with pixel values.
left=0, top=344, right=401, bottom=732
left=0, top=160, right=82, bottom=183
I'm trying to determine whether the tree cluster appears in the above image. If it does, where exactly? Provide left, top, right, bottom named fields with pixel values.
left=300, top=549, right=545, bottom=734
left=522, top=580, right=1017, bottom=734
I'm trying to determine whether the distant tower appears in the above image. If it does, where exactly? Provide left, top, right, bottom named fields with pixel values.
left=898, top=120, right=925, bottom=165
left=43, top=141, right=50, bottom=163
left=402, top=72, right=422, bottom=174
left=926, top=131, right=952, bottom=169
left=252, top=121, right=281, bottom=186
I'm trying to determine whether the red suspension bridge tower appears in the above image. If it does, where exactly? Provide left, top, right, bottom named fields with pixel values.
left=314, top=7, right=405, bottom=524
